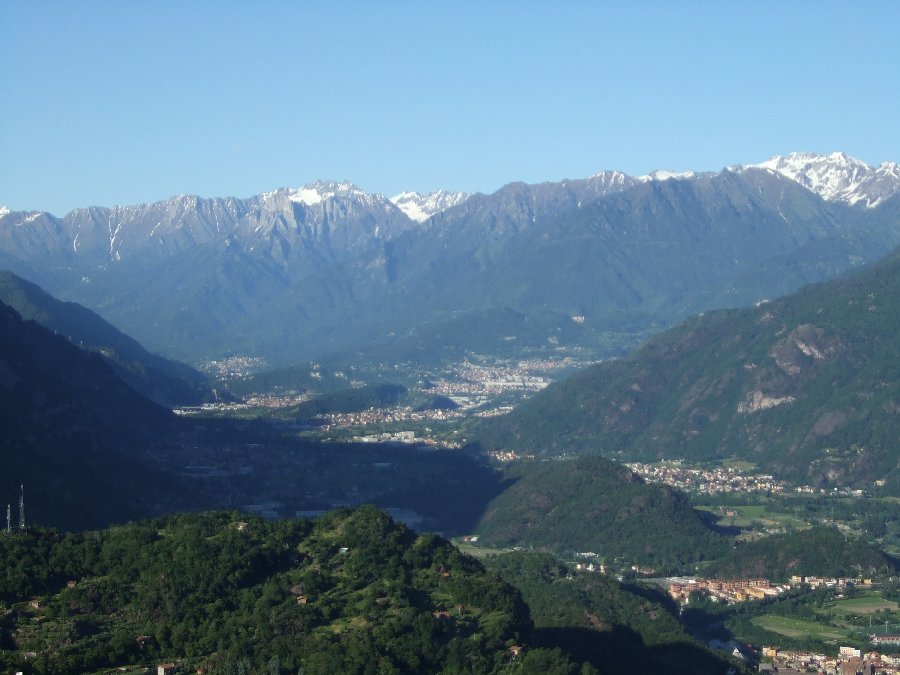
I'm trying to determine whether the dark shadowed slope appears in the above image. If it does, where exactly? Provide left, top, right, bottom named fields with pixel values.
left=0, top=300, right=186, bottom=529
left=0, top=270, right=218, bottom=406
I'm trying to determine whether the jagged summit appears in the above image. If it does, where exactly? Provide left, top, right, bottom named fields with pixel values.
left=287, top=180, right=370, bottom=206
left=389, top=190, right=470, bottom=222
left=583, top=169, right=637, bottom=191
left=257, top=180, right=375, bottom=207
left=740, top=151, right=900, bottom=207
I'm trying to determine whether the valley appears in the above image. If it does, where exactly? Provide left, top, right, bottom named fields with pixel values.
left=182, top=352, right=599, bottom=446
left=5, top=152, right=900, bottom=673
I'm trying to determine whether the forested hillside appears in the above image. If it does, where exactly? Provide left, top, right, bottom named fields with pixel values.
left=486, top=553, right=744, bottom=675
left=705, top=527, right=900, bottom=581
left=477, top=246, right=900, bottom=485
left=0, top=507, right=562, bottom=674
left=475, top=457, right=727, bottom=569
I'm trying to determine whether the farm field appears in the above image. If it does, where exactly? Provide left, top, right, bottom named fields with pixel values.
left=826, top=592, right=899, bottom=615
left=452, top=541, right=513, bottom=559
left=696, top=503, right=808, bottom=531
left=750, top=614, right=848, bottom=642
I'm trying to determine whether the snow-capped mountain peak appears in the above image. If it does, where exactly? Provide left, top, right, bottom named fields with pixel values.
left=0, top=206, right=10, bottom=219
left=637, top=169, right=696, bottom=183
left=390, top=190, right=470, bottom=222
left=284, top=180, right=372, bottom=206
left=253, top=181, right=401, bottom=217
left=740, top=152, right=900, bottom=208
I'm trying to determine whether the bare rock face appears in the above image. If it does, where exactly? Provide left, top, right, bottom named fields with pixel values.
left=737, top=390, right=796, bottom=414
left=770, top=324, right=839, bottom=375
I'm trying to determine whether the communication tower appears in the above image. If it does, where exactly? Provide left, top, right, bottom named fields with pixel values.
left=18, top=485, right=24, bottom=530
left=5, top=504, right=9, bottom=534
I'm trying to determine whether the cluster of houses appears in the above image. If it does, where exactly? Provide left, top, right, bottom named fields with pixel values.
left=668, top=577, right=785, bottom=604
left=355, top=430, right=419, bottom=444
left=793, top=484, right=870, bottom=497
left=669, top=575, right=875, bottom=606
left=625, top=462, right=785, bottom=495
left=789, top=575, right=875, bottom=589
left=324, top=405, right=463, bottom=433
left=624, top=461, right=881, bottom=499
left=762, top=646, right=900, bottom=674
left=486, top=449, right=535, bottom=462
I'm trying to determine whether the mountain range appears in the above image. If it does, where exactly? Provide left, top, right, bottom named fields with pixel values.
left=3, top=152, right=900, bottom=367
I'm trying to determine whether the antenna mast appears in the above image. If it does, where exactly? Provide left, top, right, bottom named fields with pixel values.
left=18, top=485, right=24, bottom=530
left=5, top=504, right=9, bottom=534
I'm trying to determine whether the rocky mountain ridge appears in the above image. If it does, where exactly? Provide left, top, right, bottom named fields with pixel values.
left=4, top=152, right=894, bottom=262
left=2, top=152, right=900, bottom=365
left=390, top=189, right=470, bottom=222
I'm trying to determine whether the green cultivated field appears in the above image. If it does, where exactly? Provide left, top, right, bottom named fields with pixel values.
left=696, top=503, right=808, bottom=531
left=827, top=592, right=899, bottom=615
left=452, top=541, right=512, bottom=559
left=750, top=615, right=847, bottom=641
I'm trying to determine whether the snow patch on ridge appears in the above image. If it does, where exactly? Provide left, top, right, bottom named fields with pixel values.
left=288, top=187, right=324, bottom=206
left=259, top=181, right=381, bottom=208
left=390, top=190, right=470, bottom=222
left=637, top=169, right=696, bottom=182
left=287, top=181, right=371, bottom=206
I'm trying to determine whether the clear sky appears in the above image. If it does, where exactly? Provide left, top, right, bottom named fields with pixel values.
left=3, top=1, right=900, bottom=216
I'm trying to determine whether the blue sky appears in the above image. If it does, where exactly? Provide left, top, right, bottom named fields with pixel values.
left=3, top=2, right=899, bottom=216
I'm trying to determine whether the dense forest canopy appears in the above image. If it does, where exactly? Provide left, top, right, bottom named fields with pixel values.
left=0, top=507, right=618, bottom=674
